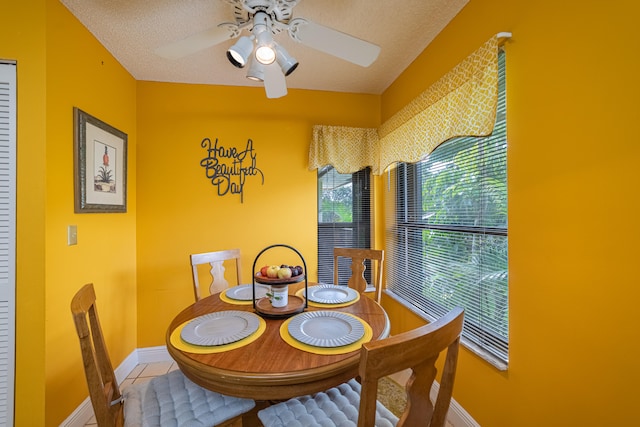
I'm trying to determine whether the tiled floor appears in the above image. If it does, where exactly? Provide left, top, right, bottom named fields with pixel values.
left=84, top=361, right=178, bottom=426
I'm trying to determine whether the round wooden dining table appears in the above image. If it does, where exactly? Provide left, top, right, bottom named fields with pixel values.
left=166, top=283, right=390, bottom=401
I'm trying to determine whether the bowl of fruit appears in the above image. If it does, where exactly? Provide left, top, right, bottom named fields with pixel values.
left=255, top=264, right=305, bottom=284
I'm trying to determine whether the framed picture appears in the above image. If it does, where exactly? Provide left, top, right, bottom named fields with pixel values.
left=74, top=107, right=128, bottom=213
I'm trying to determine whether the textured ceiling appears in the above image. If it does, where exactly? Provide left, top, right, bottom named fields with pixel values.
left=59, top=0, right=469, bottom=94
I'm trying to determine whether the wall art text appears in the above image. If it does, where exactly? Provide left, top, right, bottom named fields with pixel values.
left=200, top=137, right=264, bottom=203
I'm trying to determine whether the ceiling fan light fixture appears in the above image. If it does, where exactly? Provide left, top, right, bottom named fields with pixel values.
left=254, top=29, right=276, bottom=65
left=226, top=36, right=253, bottom=68
left=246, top=57, right=264, bottom=81
left=275, top=44, right=298, bottom=76
left=255, top=45, right=276, bottom=65
left=154, top=2, right=382, bottom=99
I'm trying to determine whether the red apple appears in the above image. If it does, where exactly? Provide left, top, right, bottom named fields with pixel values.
left=266, top=265, right=280, bottom=278
left=277, top=266, right=292, bottom=279
left=260, top=265, right=269, bottom=277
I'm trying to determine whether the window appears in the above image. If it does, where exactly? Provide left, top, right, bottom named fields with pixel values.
left=385, top=51, right=508, bottom=365
left=317, top=166, right=371, bottom=285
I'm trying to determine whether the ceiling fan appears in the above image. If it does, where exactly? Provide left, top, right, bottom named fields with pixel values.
left=154, top=0, right=381, bottom=98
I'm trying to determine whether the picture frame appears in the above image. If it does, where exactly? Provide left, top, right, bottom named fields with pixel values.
left=74, top=107, right=128, bottom=213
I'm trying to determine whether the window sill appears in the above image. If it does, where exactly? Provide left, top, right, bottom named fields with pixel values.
left=383, top=290, right=508, bottom=372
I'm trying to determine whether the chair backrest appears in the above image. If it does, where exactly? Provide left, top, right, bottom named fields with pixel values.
left=333, top=247, right=384, bottom=302
left=357, top=307, right=465, bottom=427
left=71, top=283, right=124, bottom=427
left=190, top=248, right=242, bottom=301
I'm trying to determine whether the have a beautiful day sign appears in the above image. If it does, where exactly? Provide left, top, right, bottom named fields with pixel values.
left=199, top=137, right=264, bottom=203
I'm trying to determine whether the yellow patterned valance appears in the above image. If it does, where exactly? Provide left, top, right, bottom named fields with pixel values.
left=309, top=36, right=502, bottom=175
left=309, top=125, right=379, bottom=174
left=376, top=36, right=499, bottom=174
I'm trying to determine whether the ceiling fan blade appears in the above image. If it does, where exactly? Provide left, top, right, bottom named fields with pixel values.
left=289, top=19, right=380, bottom=67
left=155, top=24, right=238, bottom=60
left=263, top=63, right=287, bottom=99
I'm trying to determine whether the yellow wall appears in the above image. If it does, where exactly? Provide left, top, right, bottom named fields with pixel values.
left=0, top=1, right=47, bottom=425
left=382, top=0, right=640, bottom=425
left=42, top=1, right=138, bottom=425
left=135, top=82, right=380, bottom=345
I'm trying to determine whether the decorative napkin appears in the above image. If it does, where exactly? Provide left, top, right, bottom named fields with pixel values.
left=280, top=312, right=372, bottom=355
left=170, top=316, right=266, bottom=354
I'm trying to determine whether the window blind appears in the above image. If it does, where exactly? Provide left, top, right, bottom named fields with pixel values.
left=385, top=52, right=508, bottom=364
left=317, top=166, right=371, bottom=285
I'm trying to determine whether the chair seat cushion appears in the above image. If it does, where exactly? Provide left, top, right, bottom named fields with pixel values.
left=257, top=379, right=398, bottom=427
left=122, top=369, right=255, bottom=427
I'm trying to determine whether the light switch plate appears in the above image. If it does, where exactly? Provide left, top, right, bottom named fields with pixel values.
left=68, top=225, right=77, bottom=246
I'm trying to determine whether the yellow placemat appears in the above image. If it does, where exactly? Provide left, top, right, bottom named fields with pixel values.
left=170, top=315, right=266, bottom=354
left=280, top=312, right=372, bottom=355
left=295, top=287, right=360, bottom=308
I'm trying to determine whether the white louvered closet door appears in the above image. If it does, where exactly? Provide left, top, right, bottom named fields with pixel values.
left=0, top=62, right=16, bottom=426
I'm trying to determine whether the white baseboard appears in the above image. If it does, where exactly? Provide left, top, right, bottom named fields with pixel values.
left=389, top=369, right=479, bottom=427
left=60, top=346, right=173, bottom=427
left=135, top=345, right=172, bottom=364
left=430, top=381, right=480, bottom=427
left=60, top=396, right=93, bottom=427
left=61, top=347, right=479, bottom=427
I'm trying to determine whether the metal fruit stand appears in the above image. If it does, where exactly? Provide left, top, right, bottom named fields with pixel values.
left=251, top=243, right=308, bottom=318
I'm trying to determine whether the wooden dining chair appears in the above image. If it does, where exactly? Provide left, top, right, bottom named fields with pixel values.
left=191, top=248, right=242, bottom=301
left=257, top=307, right=465, bottom=427
left=71, top=283, right=255, bottom=427
left=334, top=247, right=385, bottom=302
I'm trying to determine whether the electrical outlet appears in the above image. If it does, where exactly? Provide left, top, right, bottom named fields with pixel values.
left=68, top=225, right=78, bottom=246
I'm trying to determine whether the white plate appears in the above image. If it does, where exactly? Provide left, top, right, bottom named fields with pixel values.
left=306, top=285, right=358, bottom=304
left=288, top=311, right=365, bottom=348
left=224, top=284, right=270, bottom=301
left=181, top=311, right=260, bottom=346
